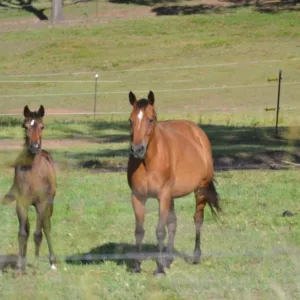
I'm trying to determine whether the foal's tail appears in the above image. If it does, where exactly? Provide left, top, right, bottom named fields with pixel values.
left=206, top=178, right=222, bottom=218
left=1, top=184, right=17, bottom=205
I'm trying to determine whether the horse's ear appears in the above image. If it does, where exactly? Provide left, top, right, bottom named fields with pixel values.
left=148, top=91, right=155, bottom=106
left=129, top=91, right=136, bottom=106
left=38, top=105, right=45, bottom=118
left=23, top=105, right=31, bottom=118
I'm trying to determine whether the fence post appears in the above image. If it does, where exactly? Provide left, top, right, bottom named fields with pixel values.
left=94, top=73, right=99, bottom=117
left=275, top=70, right=282, bottom=138
left=96, top=0, right=99, bottom=17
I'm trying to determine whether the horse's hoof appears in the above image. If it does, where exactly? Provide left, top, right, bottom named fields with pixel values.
left=153, top=269, right=166, bottom=277
left=133, top=268, right=141, bottom=274
left=165, top=259, right=173, bottom=268
left=51, top=264, right=57, bottom=271
left=14, top=269, right=26, bottom=278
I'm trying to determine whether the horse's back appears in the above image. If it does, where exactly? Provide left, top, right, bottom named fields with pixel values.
left=159, top=119, right=212, bottom=158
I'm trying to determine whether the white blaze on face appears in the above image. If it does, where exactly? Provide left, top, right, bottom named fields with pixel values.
left=137, top=110, right=143, bottom=130
left=30, top=119, right=35, bottom=126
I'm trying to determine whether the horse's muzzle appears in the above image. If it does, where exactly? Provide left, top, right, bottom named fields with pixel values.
left=131, top=143, right=146, bottom=159
left=30, top=142, right=41, bottom=154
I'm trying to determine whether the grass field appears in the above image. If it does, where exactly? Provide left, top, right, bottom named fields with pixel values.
left=0, top=5, right=300, bottom=118
left=0, top=1, right=300, bottom=299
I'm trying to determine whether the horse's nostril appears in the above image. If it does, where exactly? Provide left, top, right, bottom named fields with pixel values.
left=131, top=144, right=146, bottom=158
left=137, top=145, right=145, bottom=154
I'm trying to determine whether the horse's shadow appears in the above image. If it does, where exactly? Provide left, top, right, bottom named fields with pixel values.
left=0, top=254, right=18, bottom=272
left=65, top=242, right=192, bottom=272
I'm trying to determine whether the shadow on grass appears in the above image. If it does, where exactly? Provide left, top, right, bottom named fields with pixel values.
left=0, top=0, right=49, bottom=20
left=72, top=122, right=300, bottom=172
left=48, top=119, right=129, bottom=142
left=1, top=117, right=299, bottom=172
left=204, top=124, right=300, bottom=170
left=151, top=0, right=300, bottom=16
left=0, top=254, right=18, bottom=272
left=109, top=0, right=179, bottom=5
left=65, top=242, right=192, bottom=272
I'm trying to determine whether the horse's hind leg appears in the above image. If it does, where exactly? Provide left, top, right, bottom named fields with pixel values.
left=166, top=199, right=177, bottom=268
left=42, top=203, right=56, bottom=270
left=155, top=190, right=171, bottom=276
left=193, top=187, right=207, bottom=264
left=16, top=202, right=30, bottom=274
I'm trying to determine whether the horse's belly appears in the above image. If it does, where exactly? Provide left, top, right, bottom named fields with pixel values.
left=171, top=178, right=200, bottom=198
left=16, top=175, right=51, bottom=200
left=129, top=167, right=169, bottom=198
left=171, top=158, right=209, bottom=198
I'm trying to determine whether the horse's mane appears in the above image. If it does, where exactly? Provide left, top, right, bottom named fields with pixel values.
left=136, top=99, right=157, bottom=120
left=25, top=111, right=43, bottom=119
left=136, top=99, right=150, bottom=108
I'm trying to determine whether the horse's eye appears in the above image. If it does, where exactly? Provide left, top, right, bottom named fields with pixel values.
left=129, top=119, right=132, bottom=124
left=41, top=126, right=44, bottom=130
left=148, top=118, right=153, bottom=123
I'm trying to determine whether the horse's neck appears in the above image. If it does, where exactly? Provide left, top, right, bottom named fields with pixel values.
left=18, top=147, right=41, bottom=166
left=144, top=124, right=164, bottom=166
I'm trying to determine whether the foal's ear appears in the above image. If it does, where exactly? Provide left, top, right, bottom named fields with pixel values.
left=23, top=105, right=31, bottom=118
left=129, top=91, right=137, bottom=106
left=38, top=105, right=45, bottom=118
left=148, top=91, right=155, bottom=106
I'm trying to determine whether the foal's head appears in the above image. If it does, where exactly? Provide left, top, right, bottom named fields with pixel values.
left=22, top=105, right=45, bottom=154
left=128, top=91, right=157, bottom=159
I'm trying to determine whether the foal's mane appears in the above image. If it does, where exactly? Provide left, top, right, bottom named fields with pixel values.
left=24, top=111, right=43, bottom=119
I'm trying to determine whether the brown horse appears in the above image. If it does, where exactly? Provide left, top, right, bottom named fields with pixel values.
left=127, top=91, right=221, bottom=276
left=2, top=105, right=57, bottom=274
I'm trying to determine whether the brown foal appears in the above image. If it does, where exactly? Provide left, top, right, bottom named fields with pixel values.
left=127, top=91, right=221, bottom=276
left=2, top=105, right=57, bottom=274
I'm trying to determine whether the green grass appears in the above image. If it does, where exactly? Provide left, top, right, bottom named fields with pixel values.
left=0, top=168, right=300, bottom=299
left=0, top=3, right=300, bottom=299
left=0, top=8, right=300, bottom=118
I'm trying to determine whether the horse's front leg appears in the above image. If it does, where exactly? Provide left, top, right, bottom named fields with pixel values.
left=16, top=202, right=30, bottom=275
left=131, top=193, right=146, bottom=273
left=155, top=189, right=171, bottom=276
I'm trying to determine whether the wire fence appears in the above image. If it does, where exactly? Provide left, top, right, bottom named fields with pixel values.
left=0, top=58, right=300, bottom=118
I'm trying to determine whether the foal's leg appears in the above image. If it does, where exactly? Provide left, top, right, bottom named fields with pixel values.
left=33, top=203, right=43, bottom=268
left=132, top=193, right=146, bottom=273
left=193, top=188, right=207, bottom=264
left=166, top=199, right=177, bottom=268
left=16, top=202, right=30, bottom=274
left=42, top=202, right=56, bottom=270
left=155, top=190, right=171, bottom=276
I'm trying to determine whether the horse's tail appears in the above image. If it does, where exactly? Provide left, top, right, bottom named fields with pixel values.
left=206, top=178, right=222, bottom=218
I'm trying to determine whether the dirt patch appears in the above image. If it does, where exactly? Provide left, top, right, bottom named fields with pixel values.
left=0, top=138, right=99, bottom=150
left=5, top=108, right=90, bottom=115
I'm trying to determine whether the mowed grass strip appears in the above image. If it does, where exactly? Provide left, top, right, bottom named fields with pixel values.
left=0, top=9, right=300, bottom=114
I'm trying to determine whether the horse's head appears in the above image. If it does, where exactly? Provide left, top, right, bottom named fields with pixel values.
left=128, top=91, right=157, bottom=159
left=22, top=105, right=45, bottom=154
